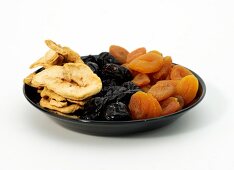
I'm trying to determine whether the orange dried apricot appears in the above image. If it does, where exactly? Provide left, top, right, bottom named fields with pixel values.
left=109, top=45, right=129, bottom=64
left=147, top=80, right=179, bottom=101
left=173, top=95, right=185, bottom=109
left=170, top=65, right=192, bottom=80
left=129, top=91, right=162, bottom=119
left=128, top=51, right=163, bottom=73
left=176, top=75, right=199, bottom=105
left=149, top=50, right=162, bottom=56
left=121, top=63, right=139, bottom=76
left=126, top=47, right=146, bottom=63
left=141, top=84, right=152, bottom=93
left=132, top=73, right=150, bottom=87
left=160, top=97, right=181, bottom=116
left=153, top=56, right=172, bottom=80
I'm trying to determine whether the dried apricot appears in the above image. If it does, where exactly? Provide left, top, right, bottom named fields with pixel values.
left=128, top=52, right=163, bottom=73
left=170, top=65, right=192, bottom=80
left=148, top=80, right=179, bottom=101
left=126, top=47, right=146, bottom=63
left=153, top=56, right=172, bottom=80
left=160, top=97, right=181, bottom=116
left=176, top=75, right=199, bottom=105
left=141, top=84, right=152, bottom=93
left=173, top=95, right=185, bottom=109
left=149, top=50, right=162, bottom=56
left=109, top=45, right=129, bottom=64
left=129, top=91, right=162, bottom=119
left=132, top=73, right=150, bottom=87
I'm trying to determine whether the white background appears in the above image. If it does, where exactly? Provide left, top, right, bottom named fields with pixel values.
left=0, top=0, right=234, bottom=170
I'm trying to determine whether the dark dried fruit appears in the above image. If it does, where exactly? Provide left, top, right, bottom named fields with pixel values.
left=81, top=55, right=98, bottom=63
left=104, top=102, right=130, bottom=121
left=86, top=62, right=99, bottom=75
left=80, top=97, right=108, bottom=120
left=97, top=52, right=120, bottom=68
left=101, top=63, right=132, bottom=81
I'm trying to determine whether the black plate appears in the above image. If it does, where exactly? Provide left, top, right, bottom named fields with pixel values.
left=23, top=67, right=206, bottom=136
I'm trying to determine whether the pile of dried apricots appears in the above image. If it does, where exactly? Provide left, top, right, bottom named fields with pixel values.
left=109, top=45, right=199, bottom=120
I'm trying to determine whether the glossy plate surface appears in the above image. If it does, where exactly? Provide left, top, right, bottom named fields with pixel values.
left=23, top=68, right=206, bottom=136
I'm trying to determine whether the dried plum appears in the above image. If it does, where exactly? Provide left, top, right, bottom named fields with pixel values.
left=80, top=97, right=108, bottom=120
left=81, top=55, right=98, bottom=63
left=101, top=63, right=132, bottom=81
left=104, top=102, right=130, bottom=121
left=86, top=62, right=99, bottom=75
left=97, top=52, right=120, bottom=68
left=122, top=81, right=141, bottom=91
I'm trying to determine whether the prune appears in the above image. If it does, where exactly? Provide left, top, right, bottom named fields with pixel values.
left=122, top=81, right=140, bottom=91
left=86, top=62, right=99, bottom=75
left=97, top=52, right=120, bottom=68
left=105, top=86, right=128, bottom=102
left=105, top=85, right=140, bottom=104
left=81, top=55, right=98, bottom=63
left=101, top=63, right=132, bottom=81
left=80, top=97, right=108, bottom=120
left=104, top=102, right=131, bottom=121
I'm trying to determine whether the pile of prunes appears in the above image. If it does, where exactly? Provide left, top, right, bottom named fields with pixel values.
left=76, top=52, right=141, bottom=121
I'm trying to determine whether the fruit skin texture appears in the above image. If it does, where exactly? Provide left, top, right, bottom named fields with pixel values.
left=128, top=91, right=162, bottom=120
left=128, top=52, right=163, bottom=73
left=132, top=73, right=150, bottom=87
left=126, top=47, right=146, bottom=63
left=176, top=75, right=199, bottom=105
left=153, top=56, right=172, bottom=80
left=170, top=65, right=192, bottom=80
left=147, top=80, right=179, bottom=101
left=160, top=97, right=181, bottom=116
left=109, top=45, right=129, bottom=64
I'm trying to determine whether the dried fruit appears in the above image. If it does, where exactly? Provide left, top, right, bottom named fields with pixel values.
left=170, top=65, right=192, bottom=80
left=129, top=91, right=162, bottom=120
left=109, top=45, right=129, bottom=64
left=141, top=84, right=152, bottom=93
left=160, top=97, right=181, bottom=116
left=104, top=102, right=130, bottom=121
left=128, top=52, right=163, bottom=73
left=126, top=47, right=146, bottom=63
left=176, top=75, right=199, bottom=105
left=101, top=63, right=132, bottom=82
left=153, top=56, right=172, bottom=80
left=97, top=52, right=120, bottom=68
left=132, top=73, right=150, bottom=87
left=147, top=80, right=179, bottom=101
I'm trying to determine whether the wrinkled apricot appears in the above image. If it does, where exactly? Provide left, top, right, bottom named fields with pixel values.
left=147, top=80, right=179, bottom=101
left=176, top=75, right=199, bottom=105
left=109, top=45, right=129, bottom=64
left=149, top=50, right=162, bottom=56
left=153, top=56, right=172, bottom=80
left=170, top=65, right=192, bottom=80
left=173, top=95, right=185, bottom=109
left=129, top=91, right=162, bottom=119
left=141, top=84, right=152, bottom=93
left=126, top=47, right=146, bottom=63
left=132, top=73, right=150, bottom=87
left=128, top=52, right=163, bottom=73
left=160, top=97, right=181, bottom=116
